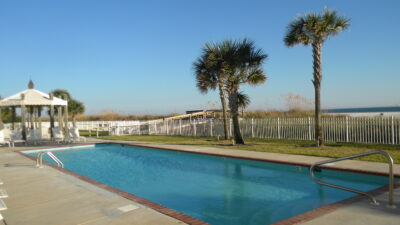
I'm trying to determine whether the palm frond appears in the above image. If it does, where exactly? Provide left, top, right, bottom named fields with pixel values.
left=284, top=8, right=350, bottom=45
left=237, top=91, right=250, bottom=108
left=284, top=17, right=312, bottom=47
left=247, top=69, right=267, bottom=86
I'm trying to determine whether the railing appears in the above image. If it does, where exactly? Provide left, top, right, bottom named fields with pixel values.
left=36, top=152, right=64, bottom=168
left=310, top=150, right=396, bottom=208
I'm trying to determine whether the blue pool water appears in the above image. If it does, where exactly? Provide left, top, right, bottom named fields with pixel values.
left=25, top=144, right=389, bottom=225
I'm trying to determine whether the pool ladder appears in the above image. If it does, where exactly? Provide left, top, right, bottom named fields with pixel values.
left=310, top=150, right=396, bottom=208
left=36, top=152, right=64, bottom=168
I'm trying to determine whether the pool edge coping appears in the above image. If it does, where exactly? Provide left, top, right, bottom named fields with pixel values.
left=15, top=142, right=400, bottom=225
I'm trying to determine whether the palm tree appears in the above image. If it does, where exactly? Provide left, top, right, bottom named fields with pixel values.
left=50, top=89, right=85, bottom=127
left=51, top=89, right=72, bottom=101
left=284, top=9, right=350, bottom=146
left=238, top=92, right=250, bottom=117
left=68, top=99, right=85, bottom=127
left=224, top=39, right=267, bottom=144
left=194, top=42, right=230, bottom=140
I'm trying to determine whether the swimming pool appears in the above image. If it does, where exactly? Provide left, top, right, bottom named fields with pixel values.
left=23, top=144, right=390, bottom=225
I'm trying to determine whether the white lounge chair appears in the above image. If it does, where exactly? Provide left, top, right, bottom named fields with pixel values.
left=40, top=129, right=51, bottom=140
left=52, top=127, right=64, bottom=143
left=27, top=129, right=46, bottom=145
left=0, top=130, right=11, bottom=148
left=9, top=130, right=26, bottom=147
left=69, top=127, right=86, bottom=142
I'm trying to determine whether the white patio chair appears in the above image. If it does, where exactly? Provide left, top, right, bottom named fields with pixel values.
left=40, top=129, right=51, bottom=140
left=10, top=130, right=26, bottom=147
left=52, top=127, right=64, bottom=143
left=27, top=129, right=47, bottom=145
left=69, top=127, right=86, bottom=142
left=0, top=130, right=11, bottom=148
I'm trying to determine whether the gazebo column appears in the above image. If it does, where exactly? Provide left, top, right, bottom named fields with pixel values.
left=37, top=106, right=42, bottom=134
left=33, top=107, right=39, bottom=129
left=49, top=94, right=55, bottom=138
left=29, top=106, right=34, bottom=129
left=58, top=106, right=63, bottom=130
left=33, top=107, right=38, bottom=129
left=0, top=108, right=3, bottom=130
left=11, top=107, right=16, bottom=130
left=21, top=94, right=27, bottom=140
left=64, top=105, right=69, bottom=139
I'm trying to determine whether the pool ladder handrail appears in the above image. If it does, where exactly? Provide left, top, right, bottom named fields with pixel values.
left=310, top=150, right=396, bottom=208
left=36, top=152, right=64, bottom=168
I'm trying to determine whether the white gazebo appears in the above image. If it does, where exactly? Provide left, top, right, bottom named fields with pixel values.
left=0, top=81, right=69, bottom=140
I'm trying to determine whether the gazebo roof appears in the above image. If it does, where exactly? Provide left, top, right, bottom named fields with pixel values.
left=0, top=82, right=67, bottom=107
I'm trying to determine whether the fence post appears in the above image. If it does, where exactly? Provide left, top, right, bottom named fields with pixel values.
left=346, top=116, right=349, bottom=142
left=277, top=117, right=281, bottom=139
left=166, top=121, right=169, bottom=135
left=193, top=122, right=197, bottom=136
left=391, top=116, right=395, bottom=145
left=210, top=119, right=213, bottom=137
left=179, top=119, right=182, bottom=135
left=154, top=121, right=157, bottom=135
left=148, top=121, right=151, bottom=135
left=308, top=117, right=311, bottom=140
left=251, top=118, right=254, bottom=138
left=138, top=121, right=141, bottom=136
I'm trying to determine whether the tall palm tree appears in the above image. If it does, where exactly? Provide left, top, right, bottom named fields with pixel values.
left=194, top=43, right=230, bottom=140
left=284, top=9, right=350, bottom=146
left=224, top=39, right=267, bottom=144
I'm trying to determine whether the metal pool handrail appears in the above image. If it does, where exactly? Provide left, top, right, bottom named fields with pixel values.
left=310, top=150, right=395, bottom=208
left=36, top=152, right=64, bottom=168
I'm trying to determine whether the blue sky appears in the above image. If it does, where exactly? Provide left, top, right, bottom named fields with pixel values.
left=0, top=0, right=399, bottom=114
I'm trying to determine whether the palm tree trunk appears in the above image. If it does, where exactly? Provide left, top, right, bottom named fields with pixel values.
left=218, top=83, right=229, bottom=140
left=312, top=41, right=324, bottom=147
left=229, top=89, right=245, bottom=144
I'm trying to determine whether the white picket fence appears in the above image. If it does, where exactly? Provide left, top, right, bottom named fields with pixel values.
left=125, top=116, right=400, bottom=145
left=4, top=117, right=400, bottom=144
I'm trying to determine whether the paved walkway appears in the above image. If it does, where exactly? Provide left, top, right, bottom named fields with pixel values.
left=0, top=139, right=399, bottom=225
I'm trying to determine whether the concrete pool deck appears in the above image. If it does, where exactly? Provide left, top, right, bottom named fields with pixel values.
left=0, top=138, right=399, bottom=225
left=0, top=143, right=186, bottom=225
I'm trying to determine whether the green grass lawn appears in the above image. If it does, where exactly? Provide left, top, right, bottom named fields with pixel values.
left=80, top=130, right=109, bottom=137
left=100, top=135, right=400, bottom=164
